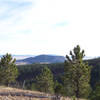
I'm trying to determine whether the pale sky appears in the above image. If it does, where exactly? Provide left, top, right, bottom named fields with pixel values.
left=0, top=0, right=100, bottom=57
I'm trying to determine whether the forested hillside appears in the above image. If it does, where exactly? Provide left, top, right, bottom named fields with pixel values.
left=17, top=57, right=100, bottom=90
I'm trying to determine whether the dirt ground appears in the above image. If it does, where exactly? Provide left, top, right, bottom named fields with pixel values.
left=0, top=86, right=85, bottom=100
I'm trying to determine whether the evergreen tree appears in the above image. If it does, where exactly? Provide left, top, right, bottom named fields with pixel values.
left=0, top=53, right=18, bottom=85
left=31, top=83, right=36, bottom=91
left=54, top=80, right=66, bottom=96
left=64, top=45, right=91, bottom=98
left=36, top=67, right=54, bottom=93
left=89, top=82, right=100, bottom=100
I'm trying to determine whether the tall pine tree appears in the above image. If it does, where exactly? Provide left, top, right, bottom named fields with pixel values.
left=36, top=66, right=54, bottom=93
left=0, top=53, right=18, bottom=85
left=90, top=82, right=100, bottom=100
left=64, top=45, right=91, bottom=98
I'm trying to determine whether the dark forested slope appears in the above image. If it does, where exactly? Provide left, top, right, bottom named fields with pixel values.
left=17, top=57, right=100, bottom=89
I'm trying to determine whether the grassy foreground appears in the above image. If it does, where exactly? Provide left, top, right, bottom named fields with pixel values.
left=0, top=86, right=51, bottom=100
left=0, top=86, right=86, bottom=100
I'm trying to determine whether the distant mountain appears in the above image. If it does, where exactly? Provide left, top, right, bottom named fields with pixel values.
left=12, top=55, right=35, bottom=60
left=16, top=55, right=65, bottom=65
left=0, top=55, right=35, bottom=60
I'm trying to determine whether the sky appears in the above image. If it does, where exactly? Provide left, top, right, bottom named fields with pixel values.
left=0, top=0, right=100, bottom=57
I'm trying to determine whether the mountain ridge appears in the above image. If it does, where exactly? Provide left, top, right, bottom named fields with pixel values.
left=16, top=54, right=65, bottom=65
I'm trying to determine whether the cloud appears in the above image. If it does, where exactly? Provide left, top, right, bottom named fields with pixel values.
left=0, top=0, right=100, bottom=56
left=55, top=22, right=69, bottom=27
left=0, top=0, right=32, bottom=35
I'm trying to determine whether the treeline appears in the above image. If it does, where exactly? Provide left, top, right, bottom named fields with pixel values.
left=17, top=60, right=100, bottom=91
left=0, top=45, right=100, bottom=100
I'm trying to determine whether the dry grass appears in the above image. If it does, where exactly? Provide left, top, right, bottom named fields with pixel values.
left=0, top=96, right=85, bottom=100
left=0, top=86, right=44, bottom=94
left=0, top=96, right=51, bottom=100
left=0, top=96, right=41, bottom=100
left=0, top=86, right=52, bottom=100
left=0, top=86, right=86, bottom=100
left=60, top=97, right=86, bottom=100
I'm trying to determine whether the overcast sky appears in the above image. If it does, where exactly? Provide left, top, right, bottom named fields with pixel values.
left=0, top=0, right=100, bottom=57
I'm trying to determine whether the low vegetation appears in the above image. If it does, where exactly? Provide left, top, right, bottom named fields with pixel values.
left=0, top=86, right=52, bottom=100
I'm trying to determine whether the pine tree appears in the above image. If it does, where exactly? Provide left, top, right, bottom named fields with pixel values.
left=36, top=67, right=54, bottom=93
left=90, top=82, right=100, bottom=100
left=0, top=53, right=18, bottom=85
left=64, top=45, right=91, bottom=98
left=54, top=80, right=66, bottom=96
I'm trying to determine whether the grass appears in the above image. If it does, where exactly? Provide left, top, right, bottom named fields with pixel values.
left=0, top=86, right=52, bottom=100
left=0, top=86, right=86, bottom=100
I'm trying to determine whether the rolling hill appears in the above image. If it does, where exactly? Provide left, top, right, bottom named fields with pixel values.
left=16, top=55, right=65, bottom=65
